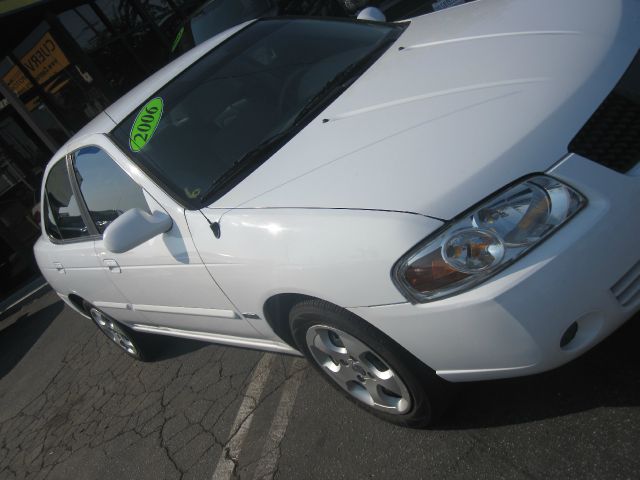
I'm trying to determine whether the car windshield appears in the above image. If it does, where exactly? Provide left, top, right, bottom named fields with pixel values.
left=111, top=18, right=403, bottom=209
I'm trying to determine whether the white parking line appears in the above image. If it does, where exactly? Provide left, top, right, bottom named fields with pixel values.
left=0, top=281, right=48, bottom=315
left=212, top=353, right=275, bottom=480
left=252, top=358, right=307, bottom=480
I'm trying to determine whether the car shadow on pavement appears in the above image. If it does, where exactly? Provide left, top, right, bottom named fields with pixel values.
left=0, top=301, right=62, bottom=381
left=438, top=317, right=640, bottom=429
left=147, top=334, right=209, bottom=361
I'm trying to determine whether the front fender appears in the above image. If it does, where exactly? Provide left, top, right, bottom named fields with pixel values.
left=187, top=208, right=442, bottom=338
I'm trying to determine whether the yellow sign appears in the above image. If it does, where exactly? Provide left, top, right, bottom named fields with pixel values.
left=20, top=31, right=70, bottom=85
left=2, top=31, right=70, bottom=101
left=2, top=65, right=33, bottom=96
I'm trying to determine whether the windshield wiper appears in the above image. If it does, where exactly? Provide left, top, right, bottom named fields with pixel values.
left=198, top=37, right=397, bottom=207
left=198, top=130, right=290, bottom=206
left=196, top=66, right=352, bottom=206
left=291, top=38, right=396, bottom=126
left=290, top=60, right=369, bottom=128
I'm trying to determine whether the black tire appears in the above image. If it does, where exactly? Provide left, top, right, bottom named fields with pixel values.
left=83, top=301, right=155, bottom=361
left=289, top=299, right=451, bottom=427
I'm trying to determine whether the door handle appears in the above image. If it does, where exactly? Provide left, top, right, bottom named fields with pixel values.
left=103, top=259, right=121, bottom=273
left=53, top=262, right=65, bottom=274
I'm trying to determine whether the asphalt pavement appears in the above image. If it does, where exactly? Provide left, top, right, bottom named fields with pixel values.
left=0, top=291, right=638, bottom=479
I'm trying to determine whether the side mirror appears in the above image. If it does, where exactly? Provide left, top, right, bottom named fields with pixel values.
left=103, top=208, right=173, bottom=253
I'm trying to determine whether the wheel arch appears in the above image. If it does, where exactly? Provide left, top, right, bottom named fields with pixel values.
left=67, top=293, right=90, bottom=316
left=262, top=293, right=320, bottom=348
left=264, top=293, right=442, bottom=377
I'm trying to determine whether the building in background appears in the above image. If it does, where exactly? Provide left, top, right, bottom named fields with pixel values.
left=0, top=0, right=205, bottom=300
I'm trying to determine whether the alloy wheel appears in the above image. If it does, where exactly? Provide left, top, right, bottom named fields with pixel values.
left=305, top=325, right=411, bottom=414
left=89, top=308, right=138, bottom=356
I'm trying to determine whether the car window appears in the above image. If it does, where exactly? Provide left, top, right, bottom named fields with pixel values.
left=112, top=18, right=403, bottom=209
left=73, top=146, right=150, bottom=234
left=43, top=159, right=90, bottom=241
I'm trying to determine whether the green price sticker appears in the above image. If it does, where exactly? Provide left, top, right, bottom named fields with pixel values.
left=129, top=97, right=163, bottom=152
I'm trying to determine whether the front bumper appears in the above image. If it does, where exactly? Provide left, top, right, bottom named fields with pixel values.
left=349, top=154, right=640, bottom=382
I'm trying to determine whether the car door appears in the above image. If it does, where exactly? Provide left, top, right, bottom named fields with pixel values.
left=69, top=136, right=261, bottom=338
left=39, top=156, right=143, bottom=326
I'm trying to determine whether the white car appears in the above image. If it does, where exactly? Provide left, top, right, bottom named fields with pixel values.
left=34, top=0, right=640, bottom=426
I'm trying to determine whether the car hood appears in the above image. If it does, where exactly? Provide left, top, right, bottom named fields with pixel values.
left=206, top=0, right=640, bottom=220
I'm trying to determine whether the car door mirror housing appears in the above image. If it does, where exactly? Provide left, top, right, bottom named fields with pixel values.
left=103, top=208, right=173, bottom=253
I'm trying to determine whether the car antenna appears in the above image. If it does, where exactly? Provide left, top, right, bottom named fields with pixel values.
left=199, top=210, right=221, bottom=238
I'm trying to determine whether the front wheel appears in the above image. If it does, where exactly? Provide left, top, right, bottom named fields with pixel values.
left=289, top=299, right=450, bottom=427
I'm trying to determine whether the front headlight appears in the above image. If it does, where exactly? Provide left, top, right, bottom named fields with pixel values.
left=392, top=175, right=586, bottom=303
